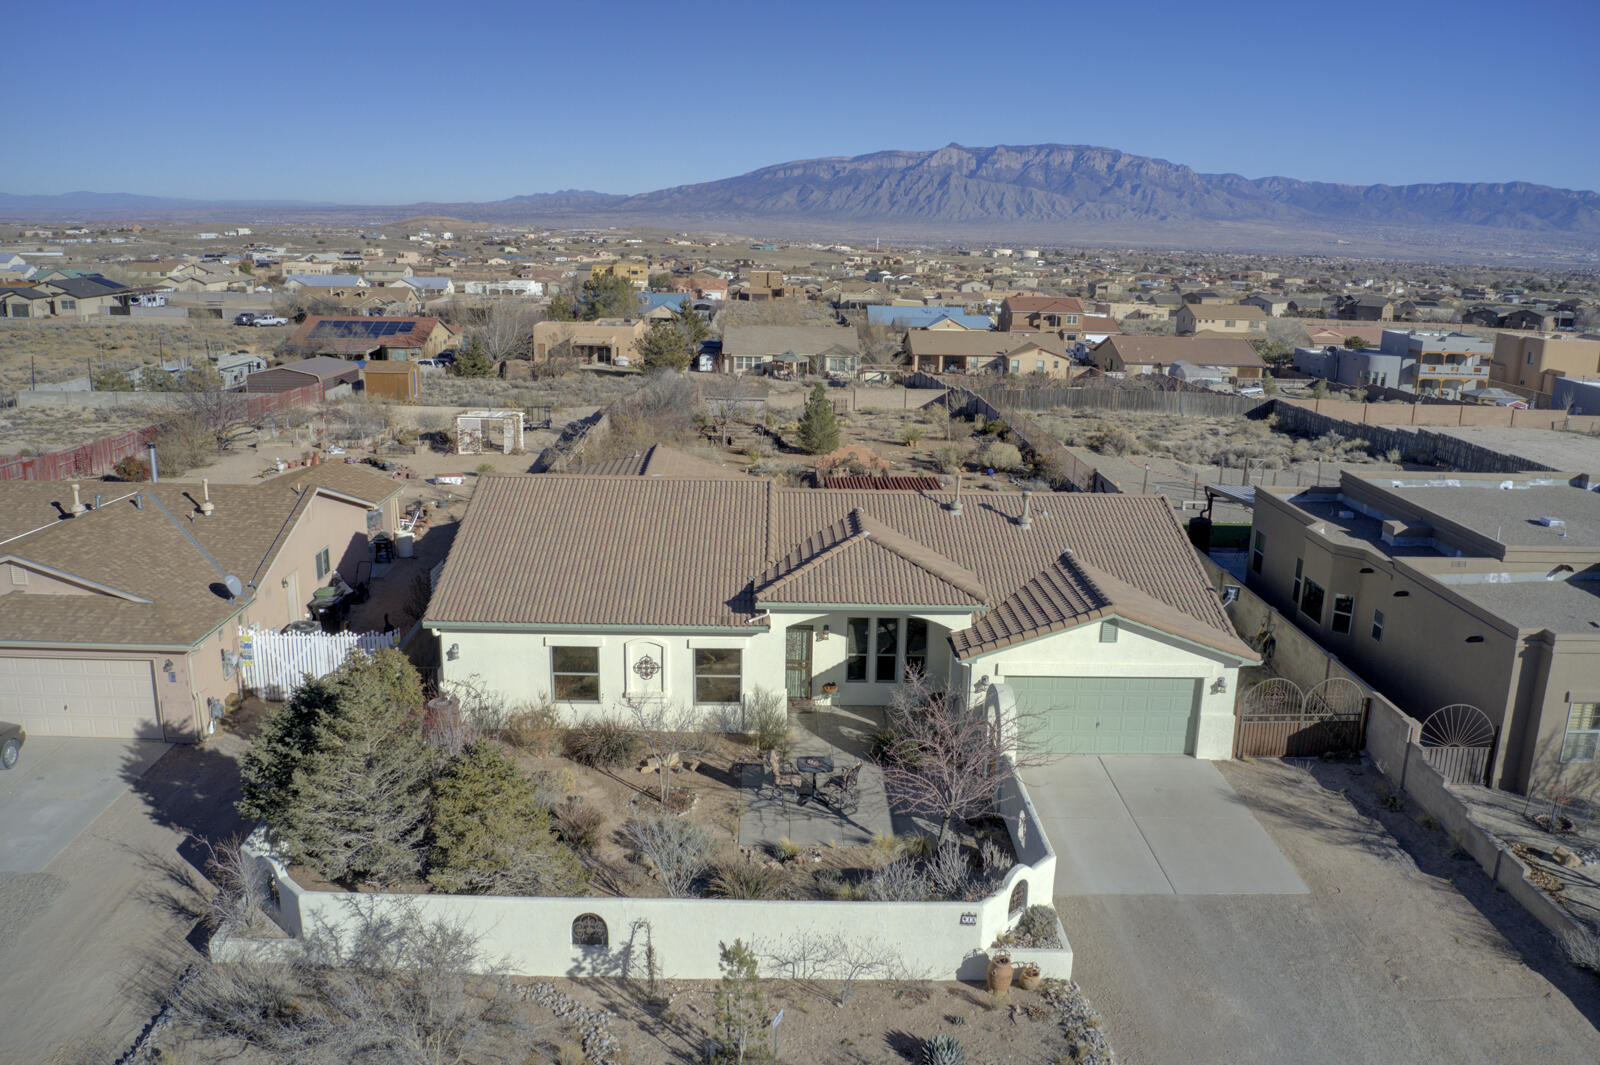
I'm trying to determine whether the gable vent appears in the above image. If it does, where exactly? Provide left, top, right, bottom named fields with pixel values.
left=10, top=566, right=27, bottom=586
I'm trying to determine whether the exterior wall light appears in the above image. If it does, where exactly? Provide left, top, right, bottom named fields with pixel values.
left=446, top=643, right=460, bottom=661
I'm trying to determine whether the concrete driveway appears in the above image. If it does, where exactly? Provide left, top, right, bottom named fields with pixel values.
left=0, top=735, right=169, bottom=872
left=1053, top=759, right=1600, bottom=1065
left=1024, top=756, right=1306, bottom=894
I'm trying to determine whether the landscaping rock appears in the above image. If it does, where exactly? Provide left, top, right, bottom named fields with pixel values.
left=518, top=981, right=626, bottom=1065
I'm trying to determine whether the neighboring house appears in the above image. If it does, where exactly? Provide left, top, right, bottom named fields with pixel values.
left=531, top=318, right=647, bottom=365
left=463, top=279, right=542, bottom=297
left=739, top=270, right=787, bottom=301
left=1092, top=336, right=1266, bottom=383
left=1491, top=333, right=1600, bottom=394
left=0, top=465, right=401, bottom=742
left=0, top=286, right=57, bottom=318
left=352, top=286, right=424, bottom=316
left=1502, top=307, right=1575, bottom=332
left=244, top=356, right=361, bottom=394
left=1549, top=377, right=1600, bottom=415
left=866, top=305, right=992, bottom=330
left=1336, top=295, right=1397, bottom=322
left=1247, top=471, right=1600, bottom=799
left=426, top=476, right=1256, bottom=758
left=1175, top=303, right=1267, bottom=336
left=905, top=331, right=1073, bottom=377
left=1241, top=294, right=1289, bottom=317
left=279, top=316, right=460, bottom=362
left=286, top=274, right=370, bottom=292
left=365, top=263, right=416, bottom=284
left=587, top=261, right=650, bottom=288
left=400, top=276, right=452, bottom=297
left=719, top=325, right=859, bottom=375
left=1296, top=330, right=1494, bottom=396
left=998, top=296, right=1089, bottom=339
left=45, top=274, right=132, bottom=317
left=667, top=275, right=729, bottom=301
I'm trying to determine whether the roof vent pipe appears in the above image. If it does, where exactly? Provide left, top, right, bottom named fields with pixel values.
left=200, top=478, right=214, bottom=517
left=70, top=483, right=87, bottom=516
left=949, top=473, right=963, bottom=515
left=147, top=443, right=159, bottom=483
left=1018, top=488, right=1033, bottom=530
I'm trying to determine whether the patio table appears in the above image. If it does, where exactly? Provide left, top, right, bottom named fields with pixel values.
left=795, top=755, right=834, bottom=805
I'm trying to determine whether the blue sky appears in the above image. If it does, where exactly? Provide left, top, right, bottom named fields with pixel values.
left=7, top=0, right=1598, bottom=202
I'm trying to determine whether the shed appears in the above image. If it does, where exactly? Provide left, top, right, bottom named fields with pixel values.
left=360, top=360, right=421, bottom=401
left=245, top=356, right=360, bottom=394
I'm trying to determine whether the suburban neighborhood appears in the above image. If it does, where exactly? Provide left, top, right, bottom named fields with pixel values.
left=3, top=6, right=1600, bottom=1065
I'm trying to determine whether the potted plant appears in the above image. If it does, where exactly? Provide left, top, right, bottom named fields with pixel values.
left=816, top=681, right=839, bottom=706
left=1015, top=962, right=1042, bottom=991
left=986, top=952, right=1013, bottom=993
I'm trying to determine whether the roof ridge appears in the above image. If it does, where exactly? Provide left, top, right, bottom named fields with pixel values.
left=851, top=510, right=989, bottom=604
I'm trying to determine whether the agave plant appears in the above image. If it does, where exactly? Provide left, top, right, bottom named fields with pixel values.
left=922, top=1033, right=966, bottom=1065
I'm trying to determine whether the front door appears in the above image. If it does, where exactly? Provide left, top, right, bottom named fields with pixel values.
left=785, top=626, right=813, bottom=700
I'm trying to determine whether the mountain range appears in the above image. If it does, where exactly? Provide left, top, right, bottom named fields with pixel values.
left=6, top=144, right=1598, bottom=258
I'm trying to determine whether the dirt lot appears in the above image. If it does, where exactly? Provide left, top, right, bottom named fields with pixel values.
left=0, top=317, right=289, bottom=392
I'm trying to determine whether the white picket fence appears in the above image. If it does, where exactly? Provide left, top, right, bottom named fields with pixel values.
left=240, top=627, right=401, bottom=701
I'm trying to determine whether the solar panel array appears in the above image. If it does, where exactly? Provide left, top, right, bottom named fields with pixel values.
left=308, top=319, right=417, bottom=340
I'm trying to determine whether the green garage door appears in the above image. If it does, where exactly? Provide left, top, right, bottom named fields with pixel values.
left=1008, top=676, right=1200, bottom=755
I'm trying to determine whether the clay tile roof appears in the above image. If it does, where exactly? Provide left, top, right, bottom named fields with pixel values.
left=756, top=509, right=989, bottom=608
left=1005, top=296, right=1086, bottom=314
left=428, top=477, right=1254, bottom=661
left=1102, top=335, right=1266, bottom=368
left=579, top=444, right=748, bottom=479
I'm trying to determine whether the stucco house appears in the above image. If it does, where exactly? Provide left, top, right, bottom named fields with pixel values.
left=905, top=331, right=1073, bottom=377
left=1091, top=335, right=1267, bottom=383
left=426, top=476, right=1256, bottom=758
left=0, top=465, right=401, bottom=743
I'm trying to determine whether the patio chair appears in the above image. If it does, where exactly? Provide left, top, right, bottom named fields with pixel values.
left=823, top=761, right=861, bottom=815
left=758, top=748, right=804, bottom=801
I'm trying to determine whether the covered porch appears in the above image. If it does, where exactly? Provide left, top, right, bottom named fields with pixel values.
left=771, top=611, right=968, bottom=708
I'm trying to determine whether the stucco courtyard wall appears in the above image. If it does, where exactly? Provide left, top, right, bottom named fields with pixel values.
left=229, top=762, right=1068, bottom=982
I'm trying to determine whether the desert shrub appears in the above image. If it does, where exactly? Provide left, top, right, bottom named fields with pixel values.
left=927, top=840, right=977, bottom=900
left=504, top=701, right=563, bottom=754
left=550, top=800, right=606, bottom=852
left=1086, top=423, right=1137, bottom=455
left=622, top=812, right=715, bottom=897
left=932, top=445, right=968, bottom=473
left=978, top=418, right=1008, bottom=436
left=709, top=861, right=791, bottom=900
left=745, top=686, right=789, bottom=754
left=562, top=719, right=639, bottom=767
left=428, top=742, right=587, bottom=896
left=113, top=454, right=150, bottom=481
left=866, top=857, right=931, bottom=901
left=976, top=441, right=1023, bottom=472
left=1016, top=904, right=1061, bottom=945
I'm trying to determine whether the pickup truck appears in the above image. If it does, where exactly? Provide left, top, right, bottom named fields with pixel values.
left=252, top=315, right=289, bottom=327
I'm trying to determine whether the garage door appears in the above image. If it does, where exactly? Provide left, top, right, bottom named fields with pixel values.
left=0, top=657, right=162, bottom=739
left=1009, top=676, right=1199, bottom=755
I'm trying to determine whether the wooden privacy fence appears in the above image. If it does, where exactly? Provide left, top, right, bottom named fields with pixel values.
left=240, top=625, right=400, bottom=701
left=0, top=383, right=325, bottom=481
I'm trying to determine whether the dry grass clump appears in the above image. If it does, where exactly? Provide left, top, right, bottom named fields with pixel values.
left=1035, top=409, right=1381, bottom=469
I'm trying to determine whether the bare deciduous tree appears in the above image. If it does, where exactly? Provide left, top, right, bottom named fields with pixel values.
left=621, top=696, right=714, bottom=806
left=622, top=812, right=715, bottom=897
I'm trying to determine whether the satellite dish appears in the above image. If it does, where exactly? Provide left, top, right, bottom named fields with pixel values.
left=224, top=575, right=244, bottom=600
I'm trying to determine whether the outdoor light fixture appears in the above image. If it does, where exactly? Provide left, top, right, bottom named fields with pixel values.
left=819, top=625, right=830, bottom=641
left=161, top=659, right=173, bottom=672
left=447, top=643, right=461, bottom=661
left=1211, top=677, right=1228, bottom=695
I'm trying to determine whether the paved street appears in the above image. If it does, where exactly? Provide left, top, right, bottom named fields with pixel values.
left=0, top=734, right=246, bottom=1065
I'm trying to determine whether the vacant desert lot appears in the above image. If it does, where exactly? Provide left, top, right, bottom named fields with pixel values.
left=0, top=317, right=288, bottom=393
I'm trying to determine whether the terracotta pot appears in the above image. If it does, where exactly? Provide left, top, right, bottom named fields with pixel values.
left=1015, top=964, right=1042, bottom=991
left=986, top=954, right=1013, bottom=992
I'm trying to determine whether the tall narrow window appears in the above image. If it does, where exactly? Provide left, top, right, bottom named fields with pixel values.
left=1560, top=702, right=1600, bottom=763
left=315, top=547, right=331, bottom=580
left=1299, top=579, right=1325, bottom=625
left=875, top=618, right=900, bottom=683
left=904, top=618, right=929, bottom=677
left=1251, top=532, right=1265, bottom=575
left=1291, top=557, right=1304, bottom=605
left=1331, top=594, right=1355, bottom=635
left=845, top=618, right=869, bottom=681
left=1371, top=609, right=1385, bottom=641
left=693, top=648, right=742, bottom=704
left=552, top=646, right=600, bottom=702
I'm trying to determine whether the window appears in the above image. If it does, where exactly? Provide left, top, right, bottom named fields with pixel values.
left=1291, top=557, right=1304, bottom=605
left=315, top=547, right=331, bottom=579
left=59, top=299, right=75, bottom=310
left=904, top=618, right=928, bottom=677
left=1299, top=578, right=1325, bottom=624
left=845, top=617, right=870, bottom=681
left=1224, top=320, right=1236, bottom=328
left=1036, top=360, right=1045, bottom=372
left=1331, top=594, right=1354, bottom=634
left=552, top=646, right=600, bottom=702
left=694, top=647, right=741, bottom=703
left=1560, top=702, right=1600, bottom=763
left=572, top=914, right=608, bottom=947
left=875, top=618, right=899, bottom=683
left=1100, top=619, right=1119, bottom=643
left=1370, top=609, right=1384, bottom=641
left=732, top=355, right=763, bottom=373
left=1251, top=532, right=1265, bottom=574
left=1527, top=351, right=1535, bottom=365
left=1010, top=359, right=1020, bottom=373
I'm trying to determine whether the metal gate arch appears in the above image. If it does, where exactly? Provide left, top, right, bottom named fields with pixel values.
left=1419, top=704, right=1496, bottom=785
left=1235, top=677, right=1368, bottom=758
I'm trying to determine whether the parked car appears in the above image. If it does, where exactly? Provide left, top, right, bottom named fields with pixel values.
left=416, top=358, right=448, bottom=372
left=252, top=314, right=289, bottom=327
left=233, top=313, right=256, bottom=326
left=0, top=721, right=23, bottom=770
